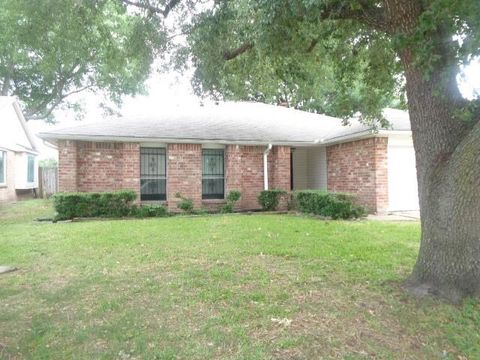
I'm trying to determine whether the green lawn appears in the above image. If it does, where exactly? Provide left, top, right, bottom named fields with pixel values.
left=0, top=201, right=478, bottom=359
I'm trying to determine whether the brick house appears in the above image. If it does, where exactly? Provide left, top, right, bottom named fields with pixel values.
left=39, top=102, right=418, bottom=214
left=0, top=97, right=39, bottom=203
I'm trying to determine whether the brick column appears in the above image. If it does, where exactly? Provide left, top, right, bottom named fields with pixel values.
left=58, top=140, right=78, bottom=192
left=225, top=145, right=243, bottom=209
left=327, top=137, right=389, bottom=214
left=270, top=146, right=291, bottom=191
left=119, top=143, right=141, bottom=201
left=167, top=143, right=202, bottom=211
left=238, top=146, right=264, bottom=210
left=373, top=137, right=389, bottom=214
left=269, top=146, right=291, bottom=210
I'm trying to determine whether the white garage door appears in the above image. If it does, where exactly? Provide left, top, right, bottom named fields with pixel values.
left=388, top=141, right=419, bottom=211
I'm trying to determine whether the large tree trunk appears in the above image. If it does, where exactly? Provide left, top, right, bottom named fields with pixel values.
left=382, top=0, right=480, bottom=303
left=399, top=49, right=480, bottom=303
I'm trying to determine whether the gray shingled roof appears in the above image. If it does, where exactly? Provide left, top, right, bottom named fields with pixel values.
left=39, top=102, right=410, bottom=145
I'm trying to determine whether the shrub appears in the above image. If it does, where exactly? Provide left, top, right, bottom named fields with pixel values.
left=53, top=190, right=137, bottom=220
left=226, top=190, right=241, bottom=203
left=221, top=190, right=242, bottom=213
left=258, top=189, right=287, bottom=211
left=220, top=203, right=234, bottom=214
left=175, top=193, right=194, bottom=213
left=134, top=204, right=169, bottom=218
left=294, top=190, right=366, bottom=219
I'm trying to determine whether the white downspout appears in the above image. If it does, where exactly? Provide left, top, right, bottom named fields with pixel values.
left=263, top=144, right=273, bottom=190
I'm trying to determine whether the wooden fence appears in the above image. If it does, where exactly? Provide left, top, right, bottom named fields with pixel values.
left=38, top=167, right=58, bottom=198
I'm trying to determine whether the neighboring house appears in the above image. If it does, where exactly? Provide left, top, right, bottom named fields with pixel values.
left=0, top=97, right=39, bottom=203
left=39, top=102, right=418, bottom=214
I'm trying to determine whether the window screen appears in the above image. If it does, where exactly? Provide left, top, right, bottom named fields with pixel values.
left=202, top=149, right=224, bottom=199
left=27, top=155, right=35, bottom=183
left=140, top=148, right=166, bottom=201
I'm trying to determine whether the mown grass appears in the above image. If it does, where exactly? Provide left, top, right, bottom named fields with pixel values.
left=0, top=200, right=478, bottom=359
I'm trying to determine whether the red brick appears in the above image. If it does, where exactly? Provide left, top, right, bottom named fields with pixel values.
left=327, top=137, right=388, bottom=214
left=58, top=141, right=292, bottom=211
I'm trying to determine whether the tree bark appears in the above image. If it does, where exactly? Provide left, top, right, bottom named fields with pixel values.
left=391, top=3, right=480, bottom=302
left=402, top=65, right=480, bottom=302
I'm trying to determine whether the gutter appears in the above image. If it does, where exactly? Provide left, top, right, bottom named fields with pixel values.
left=263, top=144, right=272, bottom=190
left=37, top=129, right=413, bottom=148
left=37, top=133, right=317, bottom=147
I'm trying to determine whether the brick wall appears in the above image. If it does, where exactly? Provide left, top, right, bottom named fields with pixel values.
left=57, top=141, right=292, bottom=211
left=225, top=145, right=291, bottom=210
left=58, top=140, right=140, bottom=200
left=58, top=140, right=78, bottom=192
left=226, top=145, right=264, bottom=210
left=167, top=143, right=202, bottom=211
left=269, top=146, right=291, bottom=190
left=268, top=146, right=291, bottom=210
left=326, top=137, right=388, bottom=214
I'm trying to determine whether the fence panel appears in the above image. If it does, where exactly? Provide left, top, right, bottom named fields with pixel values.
left=39, top=167, right=58, bottom=198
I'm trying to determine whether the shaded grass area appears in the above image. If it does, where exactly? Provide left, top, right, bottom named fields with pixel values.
left=0, top=200, right=478, bottom=359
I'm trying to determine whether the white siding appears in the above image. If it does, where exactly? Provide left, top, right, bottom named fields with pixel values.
left=292, top=146, right=327, bottom=191
left=387, top=134, right=419, bottom=211
left=292, top=148, right=308, bottom=190
left=307, top=146, right=327, bottom=190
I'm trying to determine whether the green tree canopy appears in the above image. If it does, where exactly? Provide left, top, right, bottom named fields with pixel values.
left=183, top=1, right=407, bottom=122
left=0, top=0, right=166, bottom=121
left=182, top=1, right=479, bottom=120
left=136, top=0, right=480, bottom=302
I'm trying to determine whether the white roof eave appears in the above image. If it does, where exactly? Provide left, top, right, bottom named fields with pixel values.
left=38, top=133, right=320, bottom=147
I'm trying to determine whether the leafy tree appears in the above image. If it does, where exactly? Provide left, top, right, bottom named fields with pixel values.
left=0, top=0, right=167, bottom=121
left=185, top=2, right=405, bottom=120
left=5, top=0, right=480, bottom=302
left=168, top=0, right=480, bottom=302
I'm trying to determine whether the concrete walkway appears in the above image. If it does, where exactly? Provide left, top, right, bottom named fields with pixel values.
left=367, top=211, right=420, bottom=221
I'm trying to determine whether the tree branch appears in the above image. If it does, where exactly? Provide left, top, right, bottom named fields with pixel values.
left=305, top=38, right=319, bottom=53
left=1, top=63, right=14, bottom=95
left=320, top=1, right=390, bottom=33
left=121, top=0, right=181, bottom=17
left=223, top=43, right=254, bottom=60
left=26, top=85, right=94, bottom=121
left=221, top=2, right=390, bottom=62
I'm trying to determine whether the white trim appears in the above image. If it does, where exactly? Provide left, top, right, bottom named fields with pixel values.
left=26, top=154, right=35, bottom=184
left=379, top=130, right=412, bottom=136
left=201, top=143, right=225, bottom=149
left=0, top=150, right=6, bottom=186
left=38, top=133, right=318, bottom=147
left=12, top=100, right=39, bottom=152
left=321, top=131, right=384, bottom=146
left=263, top=144, right=272, bottom=190
left=39, top=129, right=412, bottom=147
left=140, top=142, right=167, bottom=147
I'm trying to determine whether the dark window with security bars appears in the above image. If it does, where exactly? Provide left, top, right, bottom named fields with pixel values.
left=202, top=149, right=225, bottom=199
left=140, top=148, right=166, bottom=201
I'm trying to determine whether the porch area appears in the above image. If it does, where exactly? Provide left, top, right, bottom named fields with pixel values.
left=290, top=146, right=328, bottom=192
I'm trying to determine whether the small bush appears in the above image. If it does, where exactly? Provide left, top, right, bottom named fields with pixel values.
left=134, top=204, right=169, bottom=218
left=220, top=203, right=234, bottom=214
left=258, top=189, right=287, bottom=211
left=294, top=190, right=366, bottom=219
left=226, top=190, right=241, bottom=203
left=175, top=193, right=194, bottom=214
left=53, top=190, right=137, bottom=220
left=221, top=190, right=242, bottom=213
